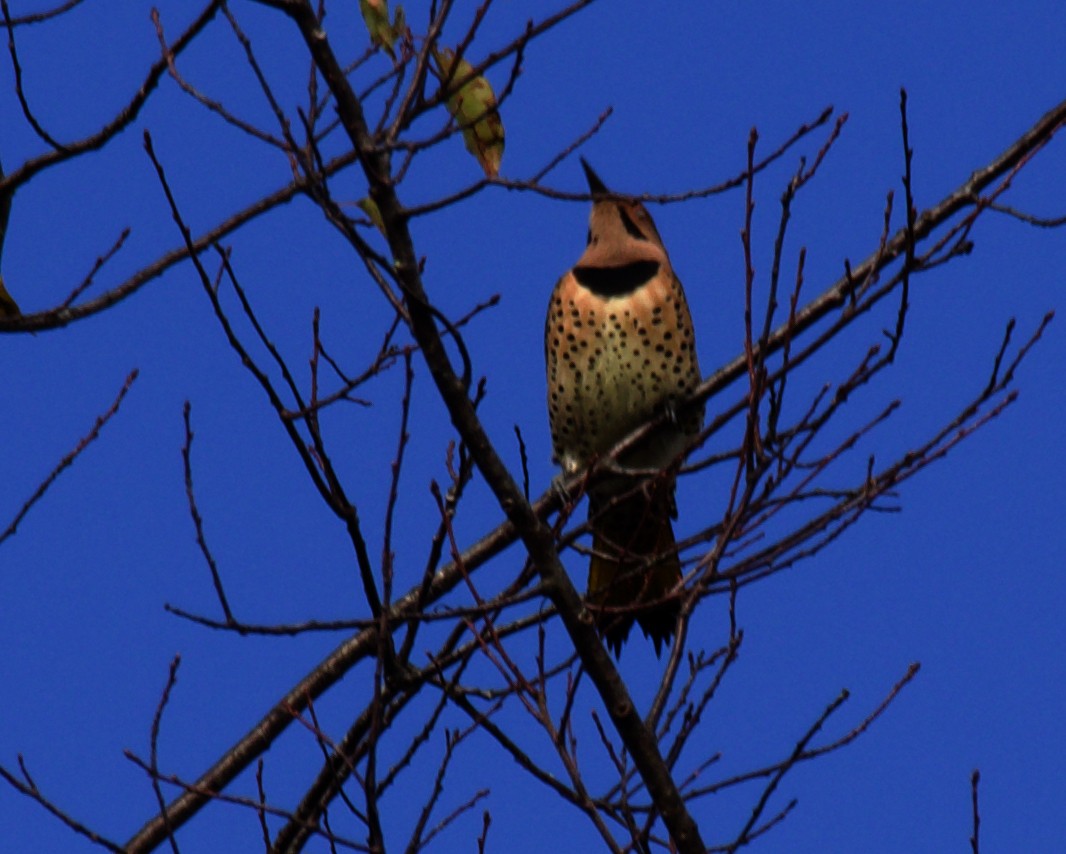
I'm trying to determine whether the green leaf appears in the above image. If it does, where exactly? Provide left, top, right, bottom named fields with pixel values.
left=392, top=5, right=407, bottom=47
left=432, top=48, right=505, bottom=178
left=357, top=197, right=386, bottom=235
left=358, top=0, right=395, bottom=59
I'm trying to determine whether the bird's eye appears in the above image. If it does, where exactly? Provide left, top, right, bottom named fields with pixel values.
left=618, top=206, right=647, bottom=240
left=586, top=228, right=593, bottom=246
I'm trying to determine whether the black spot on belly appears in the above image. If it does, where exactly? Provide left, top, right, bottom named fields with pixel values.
left=572, top=261, right=660, bottom=296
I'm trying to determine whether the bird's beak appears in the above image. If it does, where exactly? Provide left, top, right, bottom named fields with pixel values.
left=580, top=158, right=609, bottom=196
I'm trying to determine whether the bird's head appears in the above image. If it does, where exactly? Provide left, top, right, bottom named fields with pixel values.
left=579, top=158, right=666, bottom=264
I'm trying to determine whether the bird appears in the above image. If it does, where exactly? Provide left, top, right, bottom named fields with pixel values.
left=545, top=158, right=704, bottom=656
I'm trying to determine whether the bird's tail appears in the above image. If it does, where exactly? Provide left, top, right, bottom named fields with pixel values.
left=586, top=485, right=682, bottom=656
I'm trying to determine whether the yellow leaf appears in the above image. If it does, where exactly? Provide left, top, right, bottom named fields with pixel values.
left=432, top=48, right=505, bottom=178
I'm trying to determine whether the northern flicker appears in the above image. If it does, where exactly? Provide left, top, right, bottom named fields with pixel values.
left=545, top=159, right=703, bottom=656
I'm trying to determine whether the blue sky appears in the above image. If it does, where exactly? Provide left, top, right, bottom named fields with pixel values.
left=2, top=2, right=1065, bottom=851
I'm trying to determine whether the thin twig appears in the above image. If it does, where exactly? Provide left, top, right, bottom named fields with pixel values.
left=1, top=370, right=138, bottom=546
